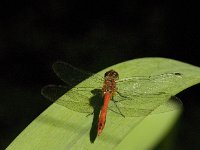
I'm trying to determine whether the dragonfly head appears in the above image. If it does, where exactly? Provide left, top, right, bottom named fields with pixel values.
left=104, top=70, right=119, bottom=81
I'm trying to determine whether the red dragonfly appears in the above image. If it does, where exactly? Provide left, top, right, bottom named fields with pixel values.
left=98, top=69, right=119, bottom=135
left=42, top=62, right=182, bottom=136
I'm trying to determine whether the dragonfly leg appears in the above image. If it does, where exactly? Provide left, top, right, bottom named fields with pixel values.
left=116, top=91, right=128, bottom=98
left=86, top=112, right=94, bottom=117
left=113, top=91, right=131, bottom=103
left=111, top=97, right=125, bottom=118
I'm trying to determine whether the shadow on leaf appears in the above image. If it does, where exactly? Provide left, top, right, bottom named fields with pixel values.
left=89, top=89, right=103, bottom=143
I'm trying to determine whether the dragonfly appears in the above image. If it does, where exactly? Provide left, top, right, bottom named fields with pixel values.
left=41, top=61, right=183, bottom=136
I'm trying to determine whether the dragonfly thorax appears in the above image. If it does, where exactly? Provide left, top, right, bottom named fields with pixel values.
left=102, top=70, right=119, bottom=94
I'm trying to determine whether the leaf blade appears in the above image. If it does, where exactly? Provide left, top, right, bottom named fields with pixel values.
left=7, top=57, right=200, bottom=150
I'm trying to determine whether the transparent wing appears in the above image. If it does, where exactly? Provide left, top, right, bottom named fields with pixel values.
left=41, top=84, right=97, bottom=113
left=55, top=89, right=94, bottom=113
left=117, top=72, right=182, bottom=97
left=42, top=61, right=104, bottom=113
left=52, top=61, right=103, bottom=87
left=41, top=85, right=69, bottom=101
left=108, top=95, right=182, bottom=117
left=109, top=72, right=183, bottom=117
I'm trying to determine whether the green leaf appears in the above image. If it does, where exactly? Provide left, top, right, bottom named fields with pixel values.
left=7, top=58, right=200, bottom=150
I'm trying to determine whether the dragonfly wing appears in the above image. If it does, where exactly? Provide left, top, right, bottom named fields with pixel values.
left=110, top=93, right=169, bottom=117
left=41, top=85, right=95, bottom=114
left=41, top=85, right=69, bottom=102
left=109, top=95, right=182, bottom=117
left=110, top=73, right=183, bottom=117
left=56, top=89, right=94, bottom=114
left=52, top=61, right=102, bottom=86
left=150, top=96, right=183, bottom=114
left=117, top=72, right=182, bottom=83
left=117, top=72, right=182, bottom=97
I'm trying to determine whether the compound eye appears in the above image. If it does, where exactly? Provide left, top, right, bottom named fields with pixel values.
left=113, top=72, right=119, bottom=79
left=104, top=71, right=109, bottom=78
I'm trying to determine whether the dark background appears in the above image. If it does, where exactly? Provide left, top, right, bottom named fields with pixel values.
left=0, top=1, right=200, bottom=149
